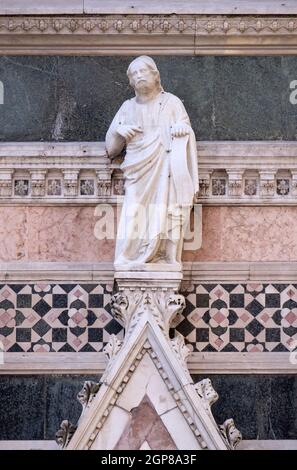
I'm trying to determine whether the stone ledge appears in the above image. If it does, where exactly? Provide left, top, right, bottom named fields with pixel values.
left=1, top=261, right=297, bottom=281
left=1, top=352, right=296, bottom=375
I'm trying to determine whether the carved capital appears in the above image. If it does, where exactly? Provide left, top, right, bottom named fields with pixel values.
left=111, top=287, right=185, bottom=338
left=63, top=170, right=79, bottom=197
left=30, top=170, right=47, bottom=197
left=97, top=170, right=112, bottom=197
left=226, top=170, right=243, bottom=197
left=259, top=171, right=276, bottom=197
left=0, top=169, right=13, bottom=197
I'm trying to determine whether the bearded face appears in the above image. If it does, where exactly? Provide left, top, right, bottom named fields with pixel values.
left=128, top=61, right=160, bottom=94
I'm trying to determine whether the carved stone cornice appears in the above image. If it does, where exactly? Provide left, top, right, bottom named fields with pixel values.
left=1, top=141, right=297, bottom=204
left=1, top=14, right=297, bottom=54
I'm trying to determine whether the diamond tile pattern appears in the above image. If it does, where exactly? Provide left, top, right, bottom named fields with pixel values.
left=177, top=283, right=297, bottom=352
left=0, top=283, right=121, bottom=352
left=0, top=283, right=297, bottom=353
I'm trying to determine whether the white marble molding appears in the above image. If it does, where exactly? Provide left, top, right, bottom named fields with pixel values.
left=1, top=4, right=297, bottom=55
left=1, top=141, right=297, bottom=204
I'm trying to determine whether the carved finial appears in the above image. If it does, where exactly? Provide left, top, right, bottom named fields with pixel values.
left=103, top=334, right=123, bottom=361
left=55, top=420, right=77, bottom=449
left=77, top=381, right=100, bottom=411
left=171, top=331, right=191, bottom=370
left=219, top=418, right=242, bottom=450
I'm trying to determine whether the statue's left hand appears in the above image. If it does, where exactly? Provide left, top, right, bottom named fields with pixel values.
left=170, top=123, right=190, bottom=138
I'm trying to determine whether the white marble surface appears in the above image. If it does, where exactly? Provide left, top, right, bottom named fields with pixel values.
left=1, top=1, right=296, bottom=15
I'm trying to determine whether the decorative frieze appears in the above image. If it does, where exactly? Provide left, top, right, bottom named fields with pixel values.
left=1, top=141, right=297, bottom=203
left=1, top=13, right=297, bottom=55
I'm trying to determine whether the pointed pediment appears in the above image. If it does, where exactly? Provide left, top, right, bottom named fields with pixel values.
left=67, top=316, right=230, bottom=450
left=62, top=272, right=241, bottom=451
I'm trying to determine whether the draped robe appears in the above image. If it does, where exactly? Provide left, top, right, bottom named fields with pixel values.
left=106, top=91, right=198, bottom=266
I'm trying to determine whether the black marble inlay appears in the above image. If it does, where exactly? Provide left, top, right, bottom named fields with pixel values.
left=1, top=56, right=297, bottom=142
left=192, top=375, right=297, bottom=440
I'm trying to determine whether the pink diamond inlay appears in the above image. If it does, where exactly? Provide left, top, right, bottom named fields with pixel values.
left=73, top=289, right=83, bottom=298
left=0, top=311, right=10, bottom=324
left=1, top=289, right=11, bottom=299
left=240, top=313, right=250, bottom=323
left=260, top=313, right=270, bottom=324
left=73, top=338, right=82, bottom=348
left=214, top=289, right=223, bottom=298
left=71, top=312, right=84, bottom=324
left=215, top=337, right=223, bottom=347
left=213, top=311, right=226, bottom=324
left=285, top=311, right=297, bottom=325
left=99, top=313, right=108, bottom=322
left=191, top=313, right=200, bottom=323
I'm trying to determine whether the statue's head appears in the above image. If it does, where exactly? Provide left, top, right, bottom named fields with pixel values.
left=127, top=56, right=162, bottom=95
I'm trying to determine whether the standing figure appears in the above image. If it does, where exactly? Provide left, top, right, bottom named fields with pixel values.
left=106, top=56, right=198, bottom=268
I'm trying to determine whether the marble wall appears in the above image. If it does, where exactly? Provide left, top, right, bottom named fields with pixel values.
left=1, top=56, right=297, bottom=142
left=1, top=206, right=297, bottom=263
left=1, top=373, right=296, bottom=440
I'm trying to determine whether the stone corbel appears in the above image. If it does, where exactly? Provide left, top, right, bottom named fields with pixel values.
left=96, top=169, right=112, bottom=197
left=62, top=169, right=79, bottom=197
left=226, top=170, right=244, bottom=197
left=259, top=170, right=276, bottom=197
left=30, top=170, right=47, bottom=197
left=0, top=169, right=14, bottom=197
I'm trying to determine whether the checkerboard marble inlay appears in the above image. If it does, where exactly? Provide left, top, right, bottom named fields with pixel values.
left=0, top=283, right=297, bottom=353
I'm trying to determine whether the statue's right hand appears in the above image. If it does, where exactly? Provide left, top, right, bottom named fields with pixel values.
left=116, top=125, right=143, bottom=142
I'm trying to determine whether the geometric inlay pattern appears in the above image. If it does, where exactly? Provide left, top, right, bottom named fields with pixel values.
left=0, top=283, right=121, bottom=353
left=1, top=282, right=297, bottom=353
left=176, top=283, right=297, bottom=353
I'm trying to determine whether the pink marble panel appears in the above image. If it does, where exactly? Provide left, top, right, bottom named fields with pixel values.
left=26, top=206, right=115, bottom=261
left=183, top=206, right=297, bottom=262
left=0, top=207, right=28, bottom=261
left=114, top=395, right=176, bottom=450
left=2, top=205, right=297, bottom=262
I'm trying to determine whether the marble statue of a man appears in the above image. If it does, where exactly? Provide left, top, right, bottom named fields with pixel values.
left=106, top=56, right=198, bottom=268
